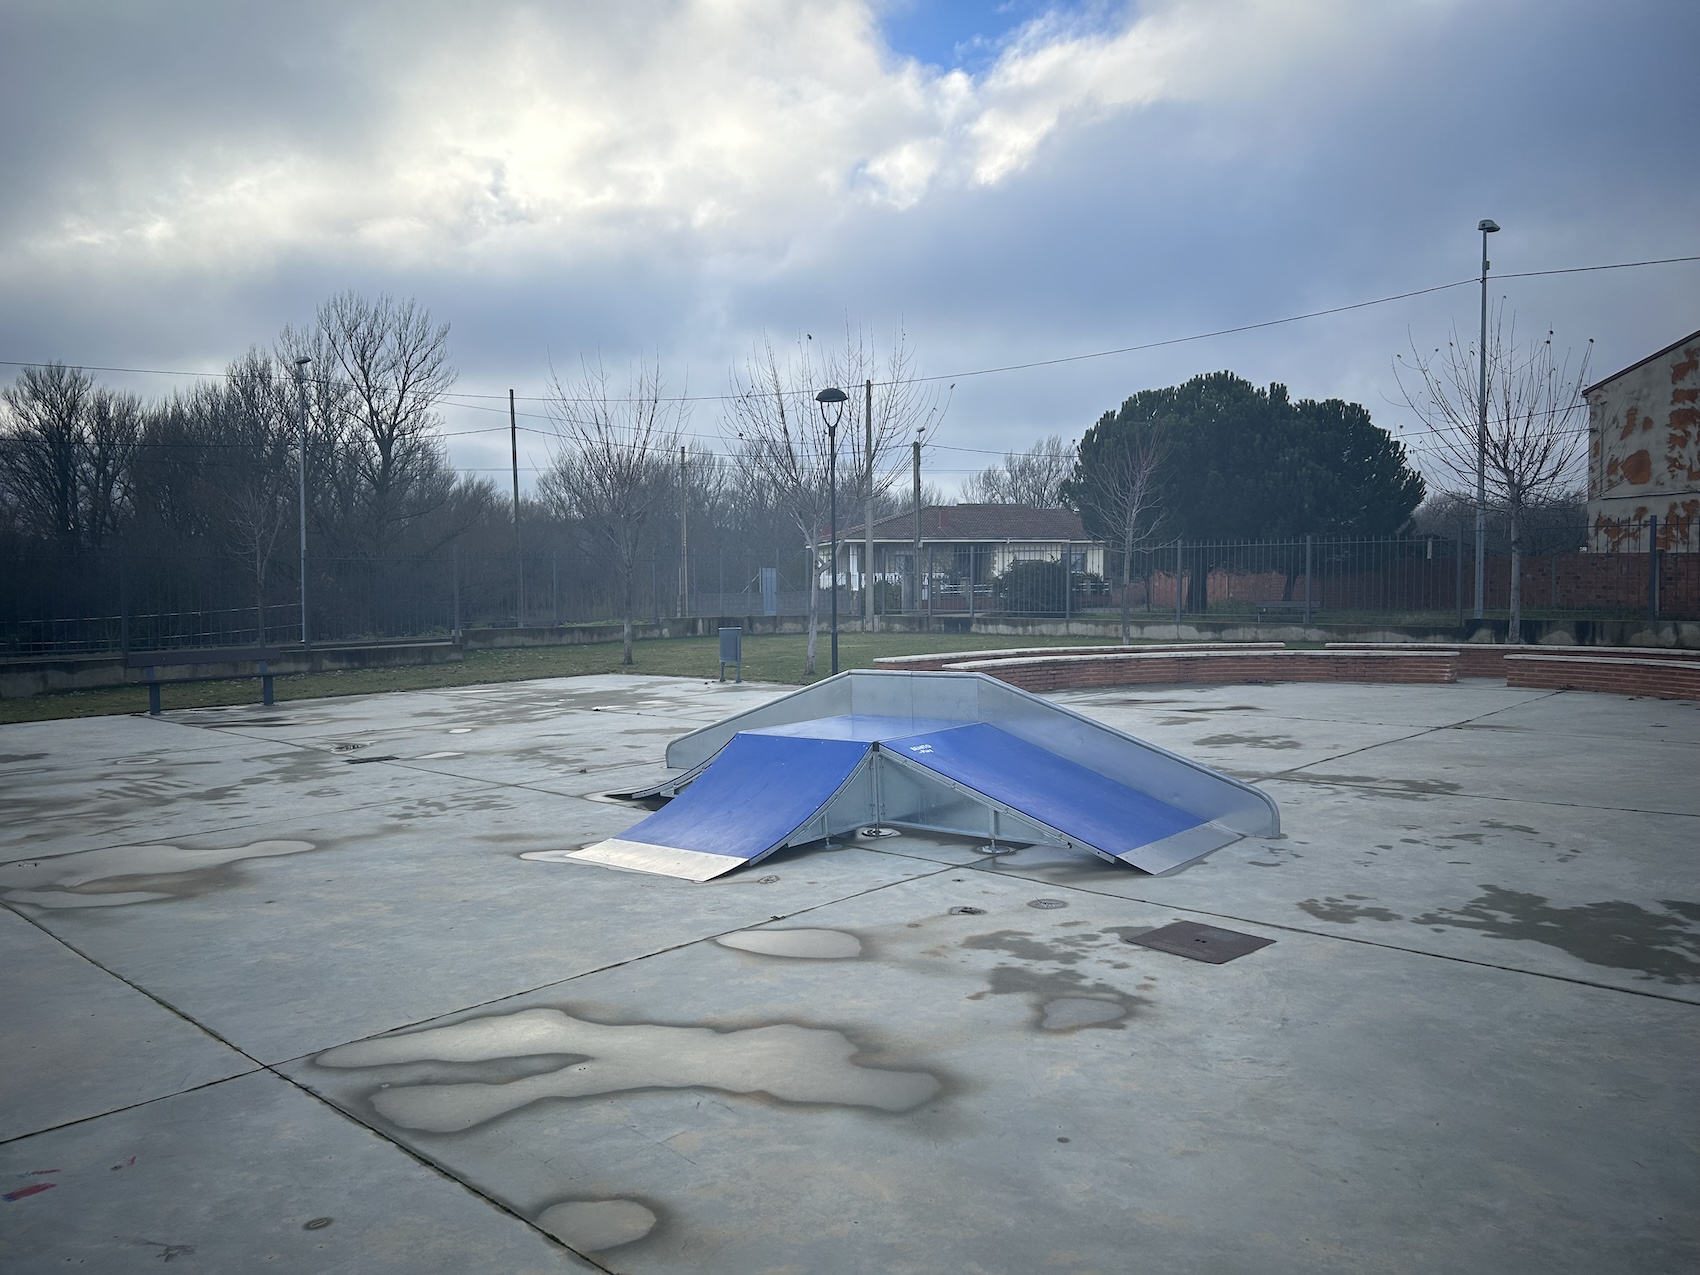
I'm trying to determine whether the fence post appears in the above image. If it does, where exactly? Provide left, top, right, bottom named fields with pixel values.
left=926, top=545, right=934, bottom=621
left=451, top=543, right=461, bottom=637
left=967, top=545, right=976, bottom=620
left=118, top=555, right=130, bottom=655
left=1063, top=540, right=1072, bottom=625
left=1174, top=538, right=1183, bottom=627
left=1304, top=534, right=1312, bottom=626
left=1455, top=522, right=1464, bottom=628
left=1649, top=515, right=1660, bottom=620
left=552, top=554, right=560, bottom=627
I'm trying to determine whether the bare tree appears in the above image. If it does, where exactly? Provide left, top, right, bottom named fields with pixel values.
left=1064, top=411, right=1169, bottom=644
left=724, top=328, right=944, bottom=674
left=963, top=434, right=1077, bottom=506
left=540, top=357, right=684, bottom=665
left=1396, top=310, right=1591, bottom=641
left=213, top=351, right=299, bottom=643
left=281, top=292, right=457, bottom=554
left=0, top=363, right=140, bottom=550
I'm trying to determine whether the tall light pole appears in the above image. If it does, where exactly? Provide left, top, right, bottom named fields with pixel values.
left=294, top=356, right=312, bottom=648
left=816, top=386, right=848, bottom=675
left=1474, top=218, right=1499, bottom=623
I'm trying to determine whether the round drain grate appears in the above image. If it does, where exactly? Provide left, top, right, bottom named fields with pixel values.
left=1027, top=898, right=1068, bottom=910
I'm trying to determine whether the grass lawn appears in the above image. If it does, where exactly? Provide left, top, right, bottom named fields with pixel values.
left=0, top=631, right=1118, bottom=724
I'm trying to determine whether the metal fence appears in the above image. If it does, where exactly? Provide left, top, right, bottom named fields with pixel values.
left=4, top=528, right=1696, bottom=656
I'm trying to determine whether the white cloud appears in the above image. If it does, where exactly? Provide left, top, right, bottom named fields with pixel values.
left=4, top=1, right=1432, bottom=280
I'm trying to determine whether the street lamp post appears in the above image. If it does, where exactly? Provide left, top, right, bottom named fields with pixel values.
left=294, top=356, right=313, bottom=648
left=816, top=387, right=848, bottom=675
left=1474, top=218, right=1499, bottom=623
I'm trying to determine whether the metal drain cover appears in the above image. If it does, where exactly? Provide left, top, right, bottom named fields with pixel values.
left=1027, top=898, right=1068, bottom=910
left=1124, top=921, right=1274, bottom=964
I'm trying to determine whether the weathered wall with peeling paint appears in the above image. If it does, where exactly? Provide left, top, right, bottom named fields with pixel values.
left=1588, top=329, right=1700, bottom=551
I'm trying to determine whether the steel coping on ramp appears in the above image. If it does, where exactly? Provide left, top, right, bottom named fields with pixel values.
left=567, top=733, right=873, bottom=881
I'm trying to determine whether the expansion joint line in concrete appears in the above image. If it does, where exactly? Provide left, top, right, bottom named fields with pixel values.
left=0, top=899, right=619, bottom=1275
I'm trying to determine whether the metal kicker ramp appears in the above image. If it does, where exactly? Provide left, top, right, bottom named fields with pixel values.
left=566, top=670, right=1280, bottom=882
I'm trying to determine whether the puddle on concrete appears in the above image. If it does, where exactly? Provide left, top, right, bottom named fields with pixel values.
left=1297, top=896, right=1401, bottom=924
left=1299, top=888, right=1700, bottom=984
left=1291, top=772, right=1463, bottom=797
left=536, top=1199, right=657, bottom=1251
left=1192, top=734, right=1303, bottom=749
left=0, top=839, right=315, bottom=908
left=1039, top=998, right=1129, bottom=1030
left=1412, top=887, right=1700, bottom=984
left=716, top=928, right=862, bottom=959
left=315, top=1007, right=940, bottom=1130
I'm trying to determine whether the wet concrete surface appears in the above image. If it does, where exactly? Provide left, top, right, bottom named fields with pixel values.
left=3, top=673, right=1696, bottom=1272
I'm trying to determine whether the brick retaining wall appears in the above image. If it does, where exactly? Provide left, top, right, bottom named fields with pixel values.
left=936, top=648, right=1457, bottom=693
left=1504, top=654, right=1700, bottom=700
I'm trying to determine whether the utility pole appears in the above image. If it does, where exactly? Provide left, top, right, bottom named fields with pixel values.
left=864, top=379, right=875, bottom=631
left=294, top=356, right=312, bottom=648
left=912, top=435, right=923, bottom=614
left=510, top=388, right=523, bottom=627
left=1474, top=218, right=1500, bottom=622
left=678, top=444, right=688, bottom=619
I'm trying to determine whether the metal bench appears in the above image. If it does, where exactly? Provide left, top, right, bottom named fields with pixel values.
left=126, top=647, right=285, bottom=715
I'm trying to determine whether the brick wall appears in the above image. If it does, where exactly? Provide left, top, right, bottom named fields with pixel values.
left=1505, top=654, right=1700, bottom=700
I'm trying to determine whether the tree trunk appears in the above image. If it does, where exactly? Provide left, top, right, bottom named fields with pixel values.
left=1508, top=503, right=1523, bottom=644
left=620, top=556, right=635, bottom=665
left=1186, top=557, right=1210, bottom=612
left=804, top=535, right=819, bottom=676
left=255, top=546, right=266, bottom=646
left=1119, top=532, right=1134, bottom=645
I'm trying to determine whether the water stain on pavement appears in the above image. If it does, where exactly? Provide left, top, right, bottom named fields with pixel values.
left=0, top=839, right=315, bottom=908
left=1297, top=896, right=1401, bottom=924
left=1192, top=734, right=1304, bottom=750
left=716, top=928, right=862, bottom=959
left=1299, top=888, right=1700, bottom=983
left=1411, top=887, right=1700, bottom=984
left=536, top=1198, right=658, bottom=1251
left=315, top=1007, right=941, bottom=1131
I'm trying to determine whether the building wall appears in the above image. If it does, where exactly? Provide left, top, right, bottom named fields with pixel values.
left=1588, top=332, right=1700, bottom=551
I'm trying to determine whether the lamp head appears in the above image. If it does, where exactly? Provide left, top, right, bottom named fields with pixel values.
left=1478, top=219, right=1500, bottom=233
left=815, top=387, right=848, bottom=405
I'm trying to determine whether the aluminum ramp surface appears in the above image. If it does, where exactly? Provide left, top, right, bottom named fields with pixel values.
left=566, top=732, right=872, bottom=881
left=880, top=723, right=1222, bottom=874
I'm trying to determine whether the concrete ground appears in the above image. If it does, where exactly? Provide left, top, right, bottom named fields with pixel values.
left=1, top=673, right=1695, bottom=1274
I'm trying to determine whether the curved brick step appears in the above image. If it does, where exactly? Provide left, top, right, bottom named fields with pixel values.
left=873, top=642, right=1282, bottom=673
left=1323, top=641, right=1697, bottom=677
left=1504, top=654, right=1700, bottom=700
left=909, top=648, right=1458, bottom=693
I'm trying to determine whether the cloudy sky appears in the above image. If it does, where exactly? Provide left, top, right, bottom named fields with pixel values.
left=2, top=0, right=1695, bottom=495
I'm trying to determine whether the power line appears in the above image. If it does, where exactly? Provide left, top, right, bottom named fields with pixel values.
left=3, top=252, right=1693, bottom=402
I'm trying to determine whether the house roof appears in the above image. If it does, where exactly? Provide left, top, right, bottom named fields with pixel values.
left=839, top=504, right=1090, bottom=542
left=1584, top=326, right=1700, bottom=396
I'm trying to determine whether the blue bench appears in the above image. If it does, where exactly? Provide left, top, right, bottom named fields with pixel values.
left=126, top=647, right=285, bottom=715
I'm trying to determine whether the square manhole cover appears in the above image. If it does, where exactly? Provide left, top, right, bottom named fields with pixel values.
left=1124, top=921, right=1274, bottom=964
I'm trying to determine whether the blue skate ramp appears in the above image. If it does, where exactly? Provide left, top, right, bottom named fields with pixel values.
left=883, top=723, right=1209, bottom=873
left=567, top=732, right=872, bottom=881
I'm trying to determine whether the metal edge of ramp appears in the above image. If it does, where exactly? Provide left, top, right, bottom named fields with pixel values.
left=566, top=733, right=875, bottom=881
left=877, top=734, right=1237, bottom=884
